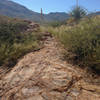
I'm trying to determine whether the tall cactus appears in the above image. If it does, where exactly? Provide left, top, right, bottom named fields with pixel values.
left=41, top=8, right=43, bottom=20
left=76, top=0, right=78, bottom=7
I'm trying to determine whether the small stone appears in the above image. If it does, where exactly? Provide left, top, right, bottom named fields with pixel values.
left=71, top=88, right=80, bottom=96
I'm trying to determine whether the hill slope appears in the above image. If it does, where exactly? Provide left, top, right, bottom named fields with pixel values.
left=88, top=11, right=100, bottom=16
left=0, top=0, right=41, bottom=22
left=0, top=0, right=69, bottom=22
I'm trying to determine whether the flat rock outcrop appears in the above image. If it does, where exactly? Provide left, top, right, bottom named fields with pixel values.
left=0, top=33, right=100, bottom=100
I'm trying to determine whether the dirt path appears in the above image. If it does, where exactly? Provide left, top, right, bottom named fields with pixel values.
left=0, top=33, right=100, bottom=100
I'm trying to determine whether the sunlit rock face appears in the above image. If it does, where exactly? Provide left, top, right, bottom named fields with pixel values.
left=0, top=32, right=100, bottom=100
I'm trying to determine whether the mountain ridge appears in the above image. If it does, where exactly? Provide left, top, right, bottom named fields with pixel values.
left=0, top=0, right=100, bottom=22
left=0, top=0, right=69, bottom=22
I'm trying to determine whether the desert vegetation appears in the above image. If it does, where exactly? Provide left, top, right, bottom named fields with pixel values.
left=69, top=6, right=87, bottom=20
left=0, top=16, right=42, bottom=67
left=42, top=16, right=100, bottom=73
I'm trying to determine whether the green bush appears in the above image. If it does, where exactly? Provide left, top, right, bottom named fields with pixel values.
left=0, top=17, right=42, bottom=67
left=47, top=21, right=67, bottom=27
left=48, top=17, right=100, bottom=72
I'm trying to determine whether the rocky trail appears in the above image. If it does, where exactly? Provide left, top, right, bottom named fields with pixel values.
left=0, top=32, right=100, bottom=100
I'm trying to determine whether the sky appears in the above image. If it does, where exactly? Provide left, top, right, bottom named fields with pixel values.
left=12, top=0, right=100, bottom=14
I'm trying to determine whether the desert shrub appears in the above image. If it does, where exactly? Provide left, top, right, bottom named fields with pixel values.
left=47, top=21, right=67, bottom=27
left=0, top=17, right=42, bottom=67
left=47, top=17, right=100, bottom=72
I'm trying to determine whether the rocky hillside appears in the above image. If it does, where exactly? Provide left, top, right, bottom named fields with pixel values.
left=0, top=0, right=69, bottom=22
left=0, top=31, right=100, bottom=100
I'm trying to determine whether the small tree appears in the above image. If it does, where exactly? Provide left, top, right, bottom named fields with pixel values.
left=70, top=6, right=87, bottom=20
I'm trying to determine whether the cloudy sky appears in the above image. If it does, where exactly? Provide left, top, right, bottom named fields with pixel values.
left=12, top=0, right=100, bottom=14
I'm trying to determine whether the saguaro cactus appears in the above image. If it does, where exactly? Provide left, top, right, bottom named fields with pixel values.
left=41, top=8, right=43, bottom=20
left=76, top=0, right=78, bottom=7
